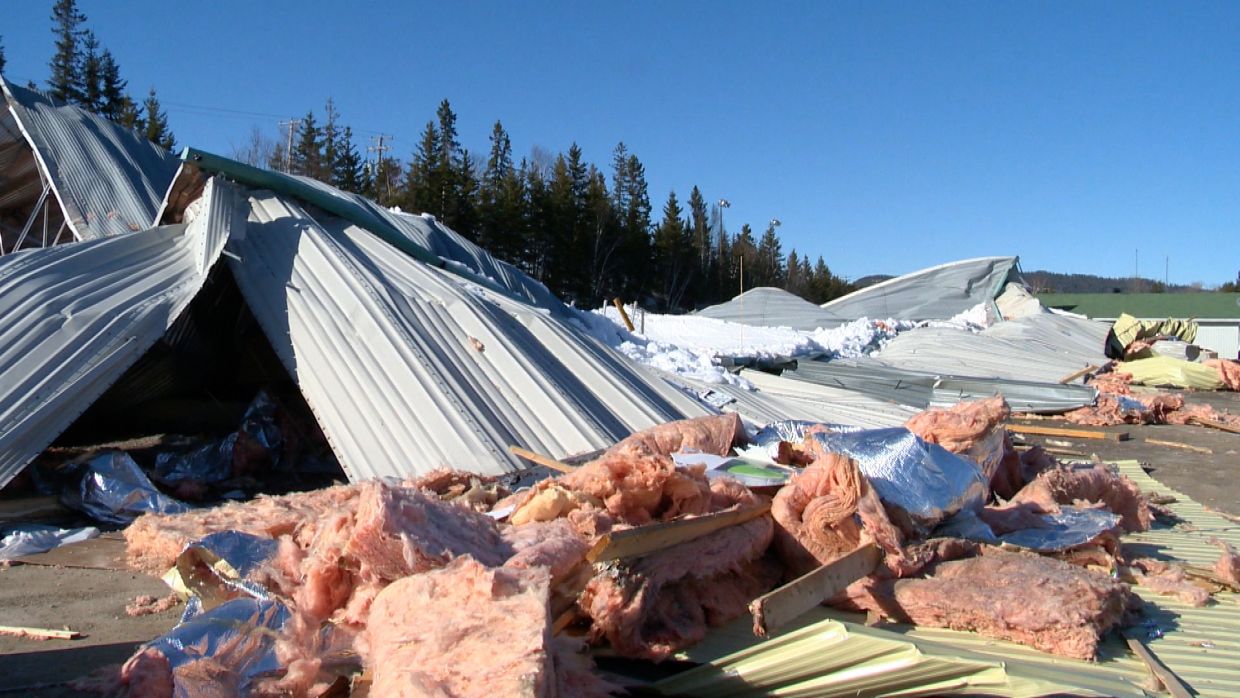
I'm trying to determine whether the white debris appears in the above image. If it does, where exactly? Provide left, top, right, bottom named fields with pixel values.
left=0, top=524, right=99, bottom=561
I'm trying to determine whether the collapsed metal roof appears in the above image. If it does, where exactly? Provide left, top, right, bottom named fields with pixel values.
left=822, top=255, right=1019, bottom=321
left=0, top=177, right=233, bottom=488
left=695, top=286, right=849, bottom=331
left=0, top=79, right=178, bottom=245
left=233, top=190, right=707, bottom=479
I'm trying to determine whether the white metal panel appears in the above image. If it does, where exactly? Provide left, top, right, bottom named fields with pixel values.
left=696, top=286, right=848, bottom=330
left=1194, top=323, right=1239, bottom=360
left=0, top=182, right=231, bottom=487
left=1, top=78, right=178, bottom=240
left=823, top=256, right=1017, bottom=321
left=229, top=192, right=707, bottom=481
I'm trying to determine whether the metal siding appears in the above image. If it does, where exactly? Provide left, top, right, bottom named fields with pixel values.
left=0, top=181, right=231, bottom=487
left=1, top=79, right=178, bottom=240
left=229, top=192, right=706, bottom=481
left=696, top=286, right=849, bottom=331
left=822, top=256, right=1018, bottom=321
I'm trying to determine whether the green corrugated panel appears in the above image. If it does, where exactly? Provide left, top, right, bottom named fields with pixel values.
left=1039, top=292, right=1240, bottom=320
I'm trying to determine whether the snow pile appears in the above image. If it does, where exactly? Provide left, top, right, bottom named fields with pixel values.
left=809, top=318, right=917, bottom=357
left=571, top=309, right=752, bottom=387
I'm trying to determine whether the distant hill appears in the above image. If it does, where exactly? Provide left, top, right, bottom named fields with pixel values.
left=853, top=274, right=895, bottom=289
left=1020, top=270, right=1198, bottom=294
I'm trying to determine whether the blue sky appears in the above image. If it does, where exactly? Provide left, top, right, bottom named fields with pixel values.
left=3, top=1, right=1238, bottom=285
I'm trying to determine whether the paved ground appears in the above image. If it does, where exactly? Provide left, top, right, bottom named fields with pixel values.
left=0, top=388, right=1236, bottom=693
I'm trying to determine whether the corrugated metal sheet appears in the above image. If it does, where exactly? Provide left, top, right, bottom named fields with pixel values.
left=182, top=148, right=563, bottom=312
left=696, top=287, right=848, bottom=331
left=872, top=312, right=1111, bottom=384
left=1, top=78, right=178, bottom=241
left=822, top=256, right=1017, bottom=321
left=673, top=372, right=918, bottom=429
left=229, top=191, right=706, bottom=480
left=657, top=459, right=1240, bottom=697
left=787, top=358, right=1099, bottom=413
left=0, top=179, right=232, bottom=488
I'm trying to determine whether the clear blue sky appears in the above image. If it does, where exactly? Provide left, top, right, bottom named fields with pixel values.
left=4, top=1, right=1238, bottom=286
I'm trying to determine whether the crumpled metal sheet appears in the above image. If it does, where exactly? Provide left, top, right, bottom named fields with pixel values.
left=65, top=451, right=189, bottom=524
left=936, top=506, right=1121, bottom=552
left=806, top=427, right=988, bottom=532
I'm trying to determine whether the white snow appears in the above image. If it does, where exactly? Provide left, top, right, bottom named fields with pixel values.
left=571, top=303, right=944, bottom=387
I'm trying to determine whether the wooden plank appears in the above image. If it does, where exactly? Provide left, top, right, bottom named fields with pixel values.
left=507, top=446, right=576, bottom=474
left=0, top=625, right=80, bottom=640
left=586, top=503, right=772, bottom=563
left=0, top=496, right=65, bottom=524
left=1189, top=416, right=1240, bottom=435
left=1144, top=438, right=1212, bottom=455
left=1007, top=424, right=1130, bottom=441
left=611, top=297, right=635, bottom=331
left=551, top=608, right=577, bottom=636
left=1058, top=364, right=1099, bottom=384
left=1125, top=636, right=1193, bottom=698
left=750, top=544, right=881, bottom=638
left=9, top=535, right=129, bottom=571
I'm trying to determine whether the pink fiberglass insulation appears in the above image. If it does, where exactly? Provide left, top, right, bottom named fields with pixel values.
left=554, top=414, right=745, bottom=525
left=848, top=547, right=1135, bottom=660
left=1129, top=558, right=1211, bottom=607
left=267, top=481, right=513, bottom=627
left=579, top=515, right=780, bottom=661
left=1214, top=539, right=1240, bottom=586
left=125, top=483, right=365, bottom=573
left=905, top=396, right=1011, bottom=481
left=1008, top=463, right=1152, bottom=532
left=362, top=557, right=612, bottom=698
left=770, top=452, right=896, bottom=578
left=125, top=593, right=181, bottom=617
left=1207, top=359, right=1240, bottom=391
left=503, top=519, right=591, bottom=585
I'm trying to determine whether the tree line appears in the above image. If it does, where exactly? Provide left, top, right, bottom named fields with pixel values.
left=3, top=0, right=176, bottom=150
left=263, top=98, right=854, bottom=311
left=7, top=2, right=853, bottom=311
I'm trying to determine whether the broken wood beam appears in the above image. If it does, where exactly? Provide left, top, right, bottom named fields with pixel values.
left=612, top=297, right=635, bottom=332
left=0, top=625, right=80, bottom=641
left=1144, top=438, right=1212, bottom=455
left=749, top=544, right=882, bottom=638
left=1189, top=416, right=1240, bottom=435
left=507, top=446, right=577, bottom=474
left=1058, top=364, right=1099, bottom=384
left=586, top=502, right=772, bottom=563
left=1007, top=424, right=1130, bottom=441
left=1125, top=635, right=1192, bottom=698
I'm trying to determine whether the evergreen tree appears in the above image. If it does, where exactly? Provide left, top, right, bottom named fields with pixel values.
left=755, top=222, right=785, bottom=288
left=332, top=126, right=365, bottom=193
left=733, top=224, right=757, bottom=293
left=785, top=250, right=806, bottom=298
left=140, top=87, right=175, bottom=150
left=291, top=110, right=322, bottom=178
left=653, top=190, right=695, bottom=310
left=97, top=49, right=129, bottom=121
left=582, top=165, right=619, bottom=304
left=0, top=35, right=7, bottom=74
left=321, top=99, right=341, bottom=184
left=610, top=143, right=652, bottom=299
left=404, top=120, right=439, bottom=214
left=479, top=121, right=514, bottom=254
left=79, top=30, right=102, bottom=112
left=49, top=0, right=86, bottom=104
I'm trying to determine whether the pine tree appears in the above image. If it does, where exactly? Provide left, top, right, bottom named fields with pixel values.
left=79, top=31, right=102, bottom=112
left=653, top=190, right=695, bottom=310
left=0, top=35, right=7, bottom=74
left=332, top=126, right=365, bottom=194
left=140, top=87, right=175, bottom=151
left=733, top=224, right=757, bottom=294
left=97, top=49, right=128, bottom=121
left=610, top=143, right=651, bottom=299
left=291, top=110, right=322, bottom=178
left=583, top=165, right=618, bottom=304
left=785, top=250, right=805, bottom=297
left=404, top=120, right=439, bottom=214
left=49, top=0, right=86, bottom=104
left=756, top=222, right=785, bottom=288
left=321, top=99, right=341, bottom=184
left=479, top=121, right=513, bottom=253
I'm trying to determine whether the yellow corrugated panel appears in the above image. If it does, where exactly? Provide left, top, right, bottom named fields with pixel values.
left=656, top=460, right=1239, bottom=697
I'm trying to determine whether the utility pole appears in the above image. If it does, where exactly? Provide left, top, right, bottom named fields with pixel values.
left=277, top=118, right=302, bottom=174
left=368, top=134, right=393, bottom=202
